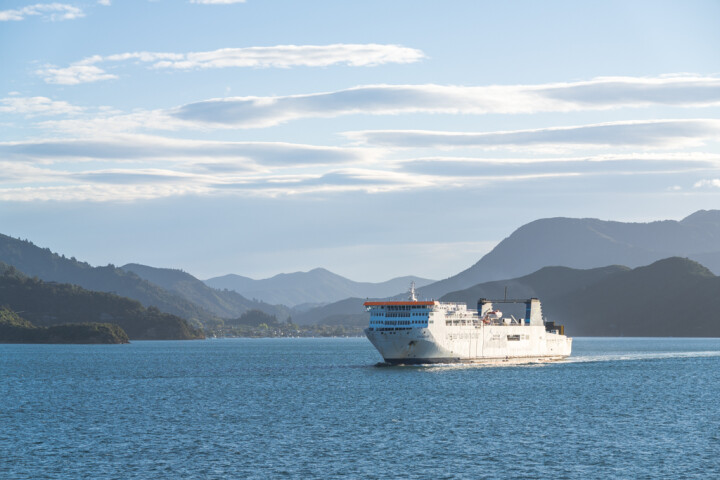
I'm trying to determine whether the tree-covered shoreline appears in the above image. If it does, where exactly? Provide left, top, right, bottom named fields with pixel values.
left=0, top=307, right=130, bottom=344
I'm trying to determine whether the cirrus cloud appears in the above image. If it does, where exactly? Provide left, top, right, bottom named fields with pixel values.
left=345, top=119, right=720, bottom=151
left=0, top=3, right=83, bottom=21
left=38, top=44, right=426, bottom=85
left=0, top=134, right=376, bottom=167
left=0, top=96, right=84, bottom=116
left=172, top=75, right=720, bottom=128
left=190, top=0, right=246, bottom=3
left=693, top=179, right=720, bottom=188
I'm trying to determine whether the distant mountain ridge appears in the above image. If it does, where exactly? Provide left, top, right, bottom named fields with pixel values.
left=204, top=268, right=434, bottom=307
left=121, top=263, right=289, bottom=320
left=441, top=257, right=720, bottom=336
left=418, top=210, right=720, bottom=299
left=291, top=297, right=369, bottom=326
left=0, top=233, right=216, bottom=326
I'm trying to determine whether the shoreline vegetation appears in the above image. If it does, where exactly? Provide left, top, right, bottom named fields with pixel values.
left=0, top=307, right=129, bottom=344
left=206, top=309, right=365, bottom=338
left=0, top=263, right=204, bottom=342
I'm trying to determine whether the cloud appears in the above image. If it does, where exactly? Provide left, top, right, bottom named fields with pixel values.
left=2, top=140, right=718, bottom=202
left=39, top=65, right=117, bottom=85
left=0, top=96, right=84, bottom=116
left=173, top=75, right=720, bottom=127
left=345, top=119, right=720, bottom=151
left=537, top=74, right=720, bottom=107
left=37, top=75, right=720, bottom=135
left=396, top=155, right=719, bottom=178
left=0, top=184, right=211, bottom=202
left=97, top=0, right=111, bottom=5
left=0, top=135, right=375, bottom=166
left=0, top=3, right=83, bottom=21
left=190, top=0, right=245, bottom=3
left=38, top=44, right=426, bottom=84
left=693, top=179, right=720, bottom=188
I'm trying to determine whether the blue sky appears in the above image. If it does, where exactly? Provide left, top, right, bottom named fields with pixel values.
left=1, top=0, right=719, bottom=281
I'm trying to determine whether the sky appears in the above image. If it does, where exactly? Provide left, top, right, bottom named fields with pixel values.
left=1, top=0, right=719, bottom=282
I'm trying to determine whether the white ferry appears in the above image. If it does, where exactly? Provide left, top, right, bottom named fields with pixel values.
left=364, top=283, right=572, bottom=365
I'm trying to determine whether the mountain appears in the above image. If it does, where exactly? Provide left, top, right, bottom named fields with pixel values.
left=291, top=297, right=369, bottom=326
left=440, top=265, right=630, bottom=306
left=204, top=268, right=434, bottom=307
left=301, top=265, right=626, bottom=327
left=442, top=257, right=720, bottom=337
left=0, top=233, right=216, bottom=326
left=0, top=263, right=204, bottom=340
left=121, top=263, right=290, bottom=320
left=419, top=210, right=720, bottom=299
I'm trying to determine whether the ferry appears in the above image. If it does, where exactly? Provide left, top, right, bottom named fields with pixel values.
left=364, top=283, right=572, bottom=365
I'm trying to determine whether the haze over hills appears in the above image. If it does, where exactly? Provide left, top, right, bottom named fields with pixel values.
left=418, top=210, right=720, bottom=300
left=441, top=257, right=720, bottom=337
left=291, top=297, right=369, bottom=326
left=122, top=263, right=289, bottom=320
left=204, top=268, right=434, bottom=307
left=0, top=233, right=216, bottom=326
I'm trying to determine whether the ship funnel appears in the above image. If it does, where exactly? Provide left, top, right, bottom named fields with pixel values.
left=408, top=282, right=417, bottom=302
left=478, top=299, right=494, bottom=316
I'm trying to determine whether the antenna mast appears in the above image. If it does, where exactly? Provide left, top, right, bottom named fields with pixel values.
left=409, top=281, right=417, bottom=301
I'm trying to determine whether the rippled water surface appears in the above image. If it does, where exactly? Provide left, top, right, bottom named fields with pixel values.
left=2, top=337, right=720, bottom=479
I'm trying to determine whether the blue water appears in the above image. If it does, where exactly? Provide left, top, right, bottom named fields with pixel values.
left=2, top=338, right=720, bottom=479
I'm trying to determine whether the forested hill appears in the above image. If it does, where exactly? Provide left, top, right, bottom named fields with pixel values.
left=0, top=307, right=130, bottom=344
left=0, top=234, right=215, bottom=326
left=442, top=257, right=720, bottom=337
left=419, top=209, right=720, bottom=300
left=122, top=263, right=289, bottom=320
left=0, top=263, right=204, bottom=340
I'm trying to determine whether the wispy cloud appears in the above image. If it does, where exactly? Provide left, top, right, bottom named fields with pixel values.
left=693, top=179, right=720, bottom=188
left=38, top=44, right=426, bottom=84
left=0, top=96, right=84, bottom=116
left=345, top=119, right=720, bottom=151
left=396, top=155, right=719, bottom=178
left=0, top=3, right=83, bottom=21
left=0, top=184, right=212, bottom=202
left=34, top=75, right=720, bottom=134
left=190, top=0, right=245, bottom=3
left=0, top=135, right=375, bottom=166
left=173, top=75, right=720, bottom=127
left=39, top=65, right=118, bottom=85
left=42, top=64, right=120, bottom=85
left=2, top=131, right=716, bottom=202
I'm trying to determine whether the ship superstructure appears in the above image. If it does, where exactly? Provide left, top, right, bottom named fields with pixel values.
left=364, top=283, right=572, bottom=364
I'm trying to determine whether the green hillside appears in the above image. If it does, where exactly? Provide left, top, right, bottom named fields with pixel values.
left=0, top=263, right=204, bottom=340
left=0, top=307, right=129, bottom=344
left=548, top=257, right=720, bottom=336
left=442, top=258, right=720, bottom=337
left=0, top=234, right=217, bottom=326
left=419, top=210, right=720, bottom=299
left=122, top=263, right=289, bottom=320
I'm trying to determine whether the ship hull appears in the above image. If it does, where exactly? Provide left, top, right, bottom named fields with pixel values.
left=381, top=356, right=568, bottom=365
left=365, top=325, right=571, bottom=365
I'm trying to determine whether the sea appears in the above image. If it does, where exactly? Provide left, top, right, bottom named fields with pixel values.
left=2, top=337, right=719, bottom=479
